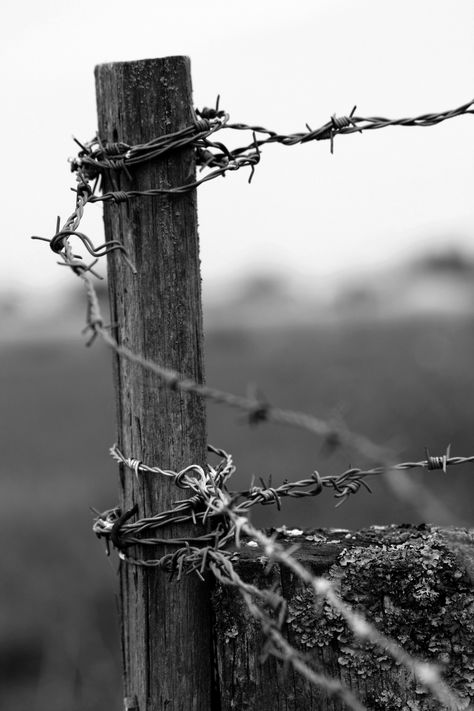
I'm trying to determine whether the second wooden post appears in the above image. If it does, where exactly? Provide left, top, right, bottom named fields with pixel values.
left=95, top=57, right=214, bottom=710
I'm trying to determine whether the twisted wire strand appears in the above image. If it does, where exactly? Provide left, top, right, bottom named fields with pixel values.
left=33, top=97, right=474, bottom=282
left=31, top=177, right=137, bottom=277
left=72, top=271, right=474, bottom=484
left=73, top=115, right=227, bottom=177
left=34, top=98, right=474, bottom=281
left=34, top=96, right=473, bottom=710
left=210, top=555, right=368, bottom=711
left=95, top=443, right=473, bottom=552
left=66, top=97, right=474, bottom=200
left=92, top=150, right=261, bottom=201
left=95, top=445, right=465, bottom=711
left=239, top=518, right=464, bottom=711
left=32, top=97, right=474, bottom=461
left=224, top=98, right=474, bottom=155
left=237, top=592, right=367, bottom=711
left=97, top=323, right=390, bottom=462
left=116, top=539, right=368, bottom=709
left=36, top=202, right=398, bottom=464
left=36, top=175, right=469, bottom=530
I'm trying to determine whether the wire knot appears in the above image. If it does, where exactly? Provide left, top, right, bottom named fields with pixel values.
left=331, top=115, right=353, bottom=130
left=195, top=95, right=226, bottom=121
left=248, top=400, right=270, bottom=425
left=126, top=458, right=142, bottom=479
left=175, top=465, right=207, bottom=490
left=310, top=470, right=323, bottom=495
left=255, top=486, right=281, bottom=508
left=104, top=141, right=129, bottom=156
left=49, top=230, right=72, bottom=253
left=110, top=504, right=139, bottom=551
left=425, top=445, right=451, bottom=473
left=76, top=181, right=93, bottom=198
left=109, top=191, right=130, bottom=203
left=194, top=118, right=212, bottom=132
left=101, top=157, right=127, bottom=172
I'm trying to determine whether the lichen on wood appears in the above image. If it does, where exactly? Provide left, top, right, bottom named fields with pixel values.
left=212, top=525, right=474, bottom=710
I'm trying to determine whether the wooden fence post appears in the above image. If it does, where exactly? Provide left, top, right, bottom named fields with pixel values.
left=213, top=526, right=474, bottom=710
left=95, top=57, right=213, bottom=711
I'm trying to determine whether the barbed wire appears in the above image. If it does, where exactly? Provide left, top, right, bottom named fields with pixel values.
left=36, top=203, right=396, bottom=461
left=242, top=521, right=464, bottom=711
left=92, top=440, right=473, bottom=562
left=31, top=178, right=137, bottom=281
left=92, top=444, right=466, bottom=711
left=99, top=324, right=390, bottom=462
left=222, top=97, right=474, bottom=155
left=34, top=94, right=474, bottom=525
left=33, top=96, right=474, bottom=273
left=81, top=277, right=474, bottom=488
left=63, top=97, right=474, bottom=205
left=212, top=561, right=368, bottom=711
left=34, top=95, right=474, bottom=709
left=32, top=96, right=474, bottom=473
left=29, top=185, right=413, bottom=471
left=103, top=442, right=473, bottom=547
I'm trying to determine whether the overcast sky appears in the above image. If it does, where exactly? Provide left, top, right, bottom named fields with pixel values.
left=1, top=0, right=473, bottom=304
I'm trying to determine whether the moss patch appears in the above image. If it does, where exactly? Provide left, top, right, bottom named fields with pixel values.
left=284, top=526, right=474, bottom=709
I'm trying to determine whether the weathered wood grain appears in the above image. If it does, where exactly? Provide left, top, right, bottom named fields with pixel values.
left=94, top=58, right=474, bottom=711
left=213, top=525, right=474, bottom=710
left=95, top=57, right=213, bottom=711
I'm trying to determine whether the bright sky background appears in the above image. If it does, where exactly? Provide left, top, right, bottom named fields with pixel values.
left=1, top=0, right=473, bottom=305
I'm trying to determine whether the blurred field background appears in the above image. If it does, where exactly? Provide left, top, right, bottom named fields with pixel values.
left=1, top=0, right=472, bottom=706
left=2, top=253, right=474, bottom=710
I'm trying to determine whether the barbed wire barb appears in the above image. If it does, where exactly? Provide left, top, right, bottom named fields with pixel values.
left=33, top=93, right=474, bottom=710
left=94, top=442, right=467, bottom=710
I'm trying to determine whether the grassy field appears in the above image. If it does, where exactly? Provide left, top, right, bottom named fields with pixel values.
left=2, top=315, right=474, bottom=710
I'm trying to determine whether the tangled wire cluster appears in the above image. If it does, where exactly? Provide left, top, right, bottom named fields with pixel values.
left=93, top=442, right=473, bottom=571
left=91, top=442, right=466, bottom=711
left=66, top=96, right=474, bottom=203
left=32, top=96, right=474, bottom=337
left=92, top=439, right=473, bottom=576
left=33, top=95, right=474, bottom=711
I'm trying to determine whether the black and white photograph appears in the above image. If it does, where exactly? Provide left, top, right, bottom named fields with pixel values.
left=1, top=1, right=474, bottom=709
